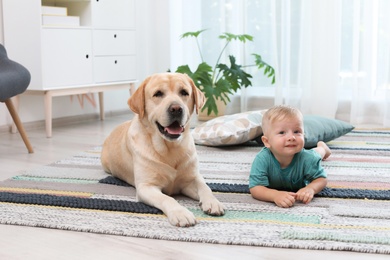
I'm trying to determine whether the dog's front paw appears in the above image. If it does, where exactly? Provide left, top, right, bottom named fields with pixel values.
left=167, top=206, right=197, bottom=227
left=200, top=197, right=225, bottom=216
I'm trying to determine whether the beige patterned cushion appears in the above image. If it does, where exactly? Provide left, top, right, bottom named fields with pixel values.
left=192, top=110, right=264, bottom=146
left=192, top=109, right=354, bottom=147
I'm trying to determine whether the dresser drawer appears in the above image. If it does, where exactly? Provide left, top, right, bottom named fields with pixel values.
left=94, top=56, right=136, bottom=83
left=93, top=30, right=135, bottom=56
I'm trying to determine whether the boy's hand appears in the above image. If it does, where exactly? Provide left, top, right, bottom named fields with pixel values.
left=295, top=187, right=315, bottom=204
left=274, top=191, right=296, bottom=208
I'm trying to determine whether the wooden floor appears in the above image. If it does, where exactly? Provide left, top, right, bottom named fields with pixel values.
left=0, top=113, right=388, bottom=260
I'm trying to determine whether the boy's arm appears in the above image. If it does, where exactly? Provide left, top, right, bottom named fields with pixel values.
left=250, top=185, right=296, bottom=208
left=296, top=177, right=327, bottom=204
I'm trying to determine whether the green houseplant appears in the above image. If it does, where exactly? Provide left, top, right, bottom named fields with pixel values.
left=175, top=29, right=276, bottom=116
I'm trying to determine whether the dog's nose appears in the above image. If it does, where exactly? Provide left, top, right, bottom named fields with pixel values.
left=169, top=103, right=183, bottom=117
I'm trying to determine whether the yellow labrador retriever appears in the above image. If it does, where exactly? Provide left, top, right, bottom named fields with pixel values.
left=101, top=73, right=225, bottom=227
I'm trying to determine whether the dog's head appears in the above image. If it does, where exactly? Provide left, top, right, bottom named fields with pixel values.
left=128, top=73, right=205, bottom=141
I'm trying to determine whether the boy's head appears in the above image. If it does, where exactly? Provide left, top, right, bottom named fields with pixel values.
left=261, top=105, right=305, bottom=157
left=262, top=105, right=304, bottom=136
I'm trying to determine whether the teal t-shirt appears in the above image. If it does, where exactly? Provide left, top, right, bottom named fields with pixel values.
left=249, top=147, right=326, bottom=191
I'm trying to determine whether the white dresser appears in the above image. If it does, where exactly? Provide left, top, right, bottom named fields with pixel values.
left=2, top=0, right=137, bottom=137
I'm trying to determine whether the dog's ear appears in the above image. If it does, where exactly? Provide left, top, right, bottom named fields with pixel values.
left=128, top=76, right=150, bottom=118
left=187, top=75, right=205, bottom=114
left=195, top=88, right=205, bottom=114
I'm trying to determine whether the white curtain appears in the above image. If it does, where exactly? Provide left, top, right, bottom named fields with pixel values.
left=170, top=0, right=390, bottom=128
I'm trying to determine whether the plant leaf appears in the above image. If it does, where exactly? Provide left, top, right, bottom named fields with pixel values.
left=180, top=29, right=208, bottom=39
left=253, top=54, right=276, bottom=84
left=201, top=78, right=232, bottom=115
left=217, top=56, right=253, bottom=92
left=219, top=33, right=253, bottom=43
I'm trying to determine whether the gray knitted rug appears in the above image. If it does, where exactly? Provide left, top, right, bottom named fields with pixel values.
left=0, top=130, right=389, bottom=254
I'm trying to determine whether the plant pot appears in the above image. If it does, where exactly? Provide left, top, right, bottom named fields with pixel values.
left=198, top=98, right=227, bottom=121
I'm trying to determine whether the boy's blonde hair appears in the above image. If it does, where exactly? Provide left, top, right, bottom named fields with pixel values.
left=262, top=105, right=303, bottom=135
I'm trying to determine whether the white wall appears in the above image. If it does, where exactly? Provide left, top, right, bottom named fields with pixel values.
left=0, top=0, right=171, bottom=127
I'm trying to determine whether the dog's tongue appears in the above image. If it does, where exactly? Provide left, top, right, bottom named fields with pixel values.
left=164, top=121, right=184, bottom=135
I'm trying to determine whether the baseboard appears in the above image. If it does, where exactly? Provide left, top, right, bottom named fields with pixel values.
left=0, top=110, right=130, bottom=134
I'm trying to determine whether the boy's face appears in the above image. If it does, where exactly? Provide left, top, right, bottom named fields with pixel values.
left=262, top=116, right=305, bottom=159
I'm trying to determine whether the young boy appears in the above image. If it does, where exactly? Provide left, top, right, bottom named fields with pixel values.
left=249, top=105, right=331, bottom=208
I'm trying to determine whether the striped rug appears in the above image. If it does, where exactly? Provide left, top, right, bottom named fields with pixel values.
left=0, top=130, right=389, bottom=254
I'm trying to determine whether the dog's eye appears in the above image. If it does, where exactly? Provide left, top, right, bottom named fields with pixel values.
left=153, top=91, right=164, bottom=97
left=180, top=89, right=189, bottom=96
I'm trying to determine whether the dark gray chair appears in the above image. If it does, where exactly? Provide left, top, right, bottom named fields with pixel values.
left=0, top=44, right=33, bottom=153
